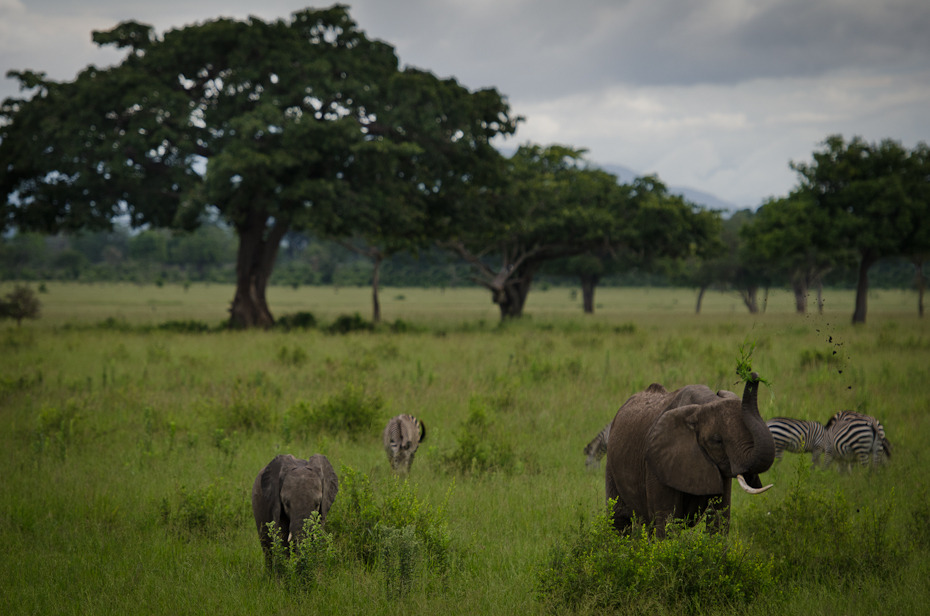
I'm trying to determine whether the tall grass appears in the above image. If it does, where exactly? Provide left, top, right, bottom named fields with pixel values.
left=1, top=283, right=928, bottom=615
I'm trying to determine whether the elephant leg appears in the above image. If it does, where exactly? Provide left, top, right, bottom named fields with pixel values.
left=605, top=464, right=634, bottom=533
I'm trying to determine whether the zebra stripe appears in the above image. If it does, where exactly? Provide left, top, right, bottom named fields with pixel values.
left=766, top=417, right=827, bottom=464
left=382, top=414, right=426, bottom=474
left=583, top=423, right=611, bottom=468
left=823, top=410, right=891, bottom=470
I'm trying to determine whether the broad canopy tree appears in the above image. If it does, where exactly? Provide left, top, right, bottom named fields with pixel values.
left=791, top=135, right=928, bottom=324
left=0, top=5, right=517, bottom=328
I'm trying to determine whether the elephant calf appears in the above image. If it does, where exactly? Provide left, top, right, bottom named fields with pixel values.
left=382, top=414, right=426, bottom=474
left=251, top=453, right=339, bottom=567
left=605, top=373, right=775, bottom=537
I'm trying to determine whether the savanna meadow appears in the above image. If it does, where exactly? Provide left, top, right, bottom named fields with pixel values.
left=2, top=282, right=929, bottom=616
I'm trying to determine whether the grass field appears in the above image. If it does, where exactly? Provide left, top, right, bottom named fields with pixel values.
left=1, top=282, right=928, bottom=615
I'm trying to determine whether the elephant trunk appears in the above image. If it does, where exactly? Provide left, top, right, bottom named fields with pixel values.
left=736, top=373, right=776, bottom=491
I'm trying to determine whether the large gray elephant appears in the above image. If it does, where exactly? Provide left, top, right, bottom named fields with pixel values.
left=382, top=414, right=426, bottom=474
left=605, top=373, right=775, bottom=537
left=251, top=453, right=339, bottom=566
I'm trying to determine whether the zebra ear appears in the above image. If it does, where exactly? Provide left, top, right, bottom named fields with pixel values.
left=418, top=419, right=426, bottom=443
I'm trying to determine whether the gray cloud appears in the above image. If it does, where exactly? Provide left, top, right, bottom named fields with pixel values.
left=1, top=0, right=928, bottom=207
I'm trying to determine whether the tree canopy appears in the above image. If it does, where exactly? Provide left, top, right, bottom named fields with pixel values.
left=1, top=5, right=518, bottom=328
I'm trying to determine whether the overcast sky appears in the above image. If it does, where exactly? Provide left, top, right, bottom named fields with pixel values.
left=2, top=0, right=928, bottom=208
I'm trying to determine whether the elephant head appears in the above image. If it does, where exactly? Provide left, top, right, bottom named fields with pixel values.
left=646, top=374, right=775, bottom=497
left=383, top=414, right=426, bottom=474
left=251, top=453, right=339, bottom=565
left=606, top=373, right=775, bottom=536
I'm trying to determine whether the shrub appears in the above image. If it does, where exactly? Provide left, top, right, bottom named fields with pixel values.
left=266, top=514, right=338, bottom=589
left=158, top=481, right=241, bottom=538
left=536, top=504, right=775, bottom=614
left=32, top=402, right=82, bottom=460
left=440, top=397, right=517, bottom=475
left=326, top=313, right=374, bottom=334
left=275, top=311, right=318, bottom=331
left=156, top=319, right=214, bottom=333
left=328, top=466, right=452, bottom=577
left=304, top=383, right=382, bottom=437
left=0, top=285, right=41, bottom=326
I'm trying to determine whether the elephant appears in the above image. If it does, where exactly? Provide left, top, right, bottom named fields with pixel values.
left=251, top=453, right=339, bottom=566
left=382, top=414, right=426, bottom=474
left=605, top=373, right=775, bottom=537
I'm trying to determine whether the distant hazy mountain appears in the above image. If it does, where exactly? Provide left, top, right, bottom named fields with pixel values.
left=596, top=162, right=741, bottom=213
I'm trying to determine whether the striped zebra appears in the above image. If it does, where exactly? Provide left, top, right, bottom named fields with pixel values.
left=766, top=417, right=827, bottom=464
left=382, top=414, right=426, bottom=474
left=822, top=410, right=891, bottom=470
left=583, top=423, right=611, bottom=468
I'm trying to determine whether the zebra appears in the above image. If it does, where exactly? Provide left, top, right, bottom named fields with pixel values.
left=822, top=410, right=891, bottom=470
left=583, top=423, right=611, bottom=468
left=382, top=414, right=426, bottom=474
left=766, top=417, right=827, bottom=465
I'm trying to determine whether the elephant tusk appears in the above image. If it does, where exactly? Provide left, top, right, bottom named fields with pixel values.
left=737, top=474, right=773, bottom=494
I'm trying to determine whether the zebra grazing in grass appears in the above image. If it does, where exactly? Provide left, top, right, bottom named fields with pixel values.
left=583, top=423, right=611, bottom=468
left=382, top=414, right=426, bottom=474
left=822, top=410, right=891, bottom=470
left=766, top=417, right=827, bottom=464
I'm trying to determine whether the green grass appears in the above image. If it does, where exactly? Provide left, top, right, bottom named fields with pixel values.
left=1, top=282, right=928, bottom=615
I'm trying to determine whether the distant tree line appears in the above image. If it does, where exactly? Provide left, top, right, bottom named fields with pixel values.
left=2, top=7, right=926, bottom=326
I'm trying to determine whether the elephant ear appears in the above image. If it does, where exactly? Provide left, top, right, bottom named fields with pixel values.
left=254, top=454, right=292, bottom=531
left=309, top=454, right=339, bottom=521
left=645, top=405, right=723, bottom=496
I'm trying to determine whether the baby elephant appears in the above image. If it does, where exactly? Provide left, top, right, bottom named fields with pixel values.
left=251, top=453, right=339, bottom=567
left=382, top=414, right=426, bottom=474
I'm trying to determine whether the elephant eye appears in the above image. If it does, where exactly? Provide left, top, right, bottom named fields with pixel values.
left=709, top=434, right=723, bottom=444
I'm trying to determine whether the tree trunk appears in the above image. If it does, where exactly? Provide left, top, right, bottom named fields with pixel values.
left=229, top=218, right=287, bottom=329
left=740, top=285, right=759, bottom=314
left=492, top=264, right=538, bottom=320
left=371, top=252, right=383, bottom=324
left=791, top=278, right=808, bottom=314
left=695, top=285, right=707, bottom=314
left=852, top=251, right=876, bottom=325
left=914, top=259, right=926, bottom=318
left=580, top=274, right=599, bottom=314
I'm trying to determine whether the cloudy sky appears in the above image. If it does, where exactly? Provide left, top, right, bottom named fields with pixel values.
left=2, top=0, right=928, bottom=209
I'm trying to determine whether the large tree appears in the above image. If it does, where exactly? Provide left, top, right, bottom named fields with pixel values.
left=791, top=135, right=927, bottom=324
left=0, top=6, right=516, bottom=328
left=442, top=145, right=623, bottom=319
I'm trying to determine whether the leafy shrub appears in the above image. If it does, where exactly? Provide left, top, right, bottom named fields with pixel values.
left=157, top=319, right=214, bottom=333
left=536, top=504, right=775, bottom=614
left=740, top=461, right=902, bottom=584
left=440, top=397, right=517, bottom=475
left=275, top=344, right=308, bottom=367
left=215, top=373, right=277, bottom=433
left=275, top=311, right=318, bottom=331
left=32, top=402, right=82, bottom=460
left=326, top=313, right=374, bottom=334
left=158, top=481, right=241, bottom=538
left=303, top=383, right=383, bottom=438
left=266, top=514, right=338, bottom=590
left=0, top=285, right=41, bottom=325
left=328, top=466, right=452, bottom=577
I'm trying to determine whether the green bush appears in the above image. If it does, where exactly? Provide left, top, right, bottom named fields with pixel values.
left=326, top=312, right=374, bottom=334
left=304, top=384, right=382, bottom=437
left=32, top=402, right=82, bottom=460
left=440, top=397, right=517, bottom=475
left=158, top=481, right=241, bottom=538
left=275, top=311, right=318, bottom=331
left=536, top=504, right=775, bottom=614
left=266, top=514, right=338, bottom=590
left=740, top=461, right=902, bottom=585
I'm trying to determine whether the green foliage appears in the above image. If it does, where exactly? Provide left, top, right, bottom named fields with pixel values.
left=440, top=397, right=517, bottom=475
left=0, top=285, right=41, bottom=325
left=328, top=466, right=452, bottom=578
left=158, top=481, right=242, bottom=538
left=536, top=503, right=775, bottom=614
left=156, top=319, right=214, bottom=333
left=274, top=311, right=318, bottom=331
left=275, top=344, right=308, bottom=367
left=32, top=402, right=82, bottom=460
left=266, top=514, right=339, bottom=590
left=740, top=460, right=902, bottom=585
left=214, top=373, right=277, bottom=433
left=326, top=313, right=375, bottom=334
left=302, top=384, right=383, bottom=437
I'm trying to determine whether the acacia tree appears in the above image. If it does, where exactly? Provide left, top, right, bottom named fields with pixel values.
left=791, top=135, right=927, bottom=324
left=442, top=145, right=622, bottom=319
left=0, top=6, right=516, bottom=328
left=740, top=192, right=845, bottom=314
